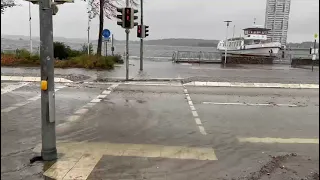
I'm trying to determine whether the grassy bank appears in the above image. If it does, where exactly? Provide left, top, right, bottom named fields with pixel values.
left=1, top=43, right=123, bottom=70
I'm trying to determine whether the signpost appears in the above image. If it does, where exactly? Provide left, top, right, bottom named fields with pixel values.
left=312, top=33, right=318, bottom=72
left=102, top=29, right=111, bottom=56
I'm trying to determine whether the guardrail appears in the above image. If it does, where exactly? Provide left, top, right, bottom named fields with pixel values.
left=172, top=51, right=221, bottom=63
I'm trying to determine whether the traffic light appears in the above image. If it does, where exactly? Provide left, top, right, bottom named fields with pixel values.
left=137, top=25, right=142, bottom=38
left=116, top=8, right=125, bottom=28
left=131, top=9, right=139, bottom=28
left=144, top=25, right=149, bottom=38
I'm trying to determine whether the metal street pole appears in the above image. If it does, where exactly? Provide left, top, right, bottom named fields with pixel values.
left=224, top=20, right=232, bottom=67
left=111, top=34, right=114, bottom=56
left=139, top=0, right=144, bottom=71
left=87, top=0, right=90, bottom=55
left=312, top=39, right=316, bottom=72
left=125, top=0, right=129, bottom=80
left=29, top=1, right=32, bottom=54
left=39, top=0, right=57, bottom=161
left=232, top=25, right=235, bottom=38
left=105, top=41, right=108, bottom=56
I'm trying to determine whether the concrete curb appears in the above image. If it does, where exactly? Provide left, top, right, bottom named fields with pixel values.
left=183, top=81, right=319, bottom=89
left=95, top=78, right=184, bottom=82
left=1, top=76, right=73, bottom=83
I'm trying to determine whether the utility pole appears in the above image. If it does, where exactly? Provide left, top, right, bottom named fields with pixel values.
left=312, top=34, right=318, bottom=72
left=39, top=0, right=57, bottom=161
left=232, top=25, right=235, bottom=38
left=29, top=1, right=32, bottom=54
left=223, top=20, right=232, bottom=67
left=125, top=0, right=129, bottom=80
left=111, top=34, right=114, bottom=56
left=105, top=41, right=108, bottom=56
left=87, top=2, right=90, bottom=55
left=139, top=0, right=143, bottom=71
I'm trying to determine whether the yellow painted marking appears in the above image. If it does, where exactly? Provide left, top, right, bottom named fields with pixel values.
left=35, top=141, right=217, bottom=180
left=238, top=137, right=319, bottom=144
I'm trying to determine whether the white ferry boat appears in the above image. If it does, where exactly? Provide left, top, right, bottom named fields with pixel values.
left=217, top=25, right=281, bottom=57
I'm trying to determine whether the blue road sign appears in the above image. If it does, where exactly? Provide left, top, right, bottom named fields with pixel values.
left=102, top=29, right=111, bottom=38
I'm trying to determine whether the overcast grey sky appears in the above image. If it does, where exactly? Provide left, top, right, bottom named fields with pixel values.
left=1, top=0, right=319, bottom=42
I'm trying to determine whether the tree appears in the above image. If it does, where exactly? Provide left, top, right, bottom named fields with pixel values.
left=1, top=0, right=16, bottom=14
left=85, top=0, right=138, bottom=56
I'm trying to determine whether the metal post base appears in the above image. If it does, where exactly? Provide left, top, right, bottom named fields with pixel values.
left=41, top=148, right=57, bottom=161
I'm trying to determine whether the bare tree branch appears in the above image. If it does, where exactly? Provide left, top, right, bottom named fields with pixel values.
left=1, top=0, right=16, bottom=14
left=84, top=0, right=140, bottom=56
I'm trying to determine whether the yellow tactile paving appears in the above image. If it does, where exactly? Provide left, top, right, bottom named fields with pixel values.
left=35, top=141, right=217, bottom=180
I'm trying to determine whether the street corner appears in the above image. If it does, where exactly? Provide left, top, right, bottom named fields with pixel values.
left=41, top=141, right=218, bottom=180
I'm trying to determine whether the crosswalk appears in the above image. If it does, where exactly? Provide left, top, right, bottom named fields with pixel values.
left=2, top=80, right=319, bottom=180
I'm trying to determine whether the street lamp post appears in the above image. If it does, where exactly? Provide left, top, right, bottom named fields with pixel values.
left=224, top=20, right=232, bottom=66
left=29, top=1, right=32, bottom=54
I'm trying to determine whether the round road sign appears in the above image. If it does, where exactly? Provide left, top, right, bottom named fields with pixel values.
left=102, top=29, right=111, bottom=38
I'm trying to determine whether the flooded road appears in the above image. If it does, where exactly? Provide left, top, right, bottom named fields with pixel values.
left=1, top=60, right=319, bottom=84
left=1, top=81, right=319, bottom=180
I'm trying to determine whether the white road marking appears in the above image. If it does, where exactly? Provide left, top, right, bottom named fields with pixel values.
left=74, top=108, right=89, bottom=115
left=182, top=86, right=206, bottom=135
left=1, top=76, right=73, bottom=83
left=58, top=83, right=119, bottom=129
left=1, top=82, right=30, bottom=95
left=238, top=137, right=319, bottom=144
left=184, top=81, right=319, bottom=89
left=1, top=87, right=64, bottom=113
left=90, top=98, right=101, bottom=103
left=97, top=94, right=107, bottom=99
left=67, top=115, right=81, bottom=122
left=191, top=110, right=199, bottom=117
left=1, top=106, right=18, bottom=113
left=35, top=141, right=217, bottom=180
left=194, top=118, right=202, bottom=125
left=190, top=105, right=196, bottom=111
left=203, top=102, right=299, bottom=107
left=198, top=126, right=207, bottom=135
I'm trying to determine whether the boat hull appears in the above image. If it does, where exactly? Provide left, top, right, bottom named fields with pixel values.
left=220, top=47, right=280, bottom=57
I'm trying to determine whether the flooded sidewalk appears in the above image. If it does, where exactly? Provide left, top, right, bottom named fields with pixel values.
left=1, top=60, right=319, bottom=84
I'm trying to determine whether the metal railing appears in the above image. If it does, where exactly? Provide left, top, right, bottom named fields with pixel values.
left=172, top=51, right=221, bottom=63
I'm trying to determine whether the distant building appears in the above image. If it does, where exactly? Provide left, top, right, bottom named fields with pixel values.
left=264, top=0, right=291, bottom=46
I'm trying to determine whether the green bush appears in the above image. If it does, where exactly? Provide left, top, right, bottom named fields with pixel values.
left=111, top=54, right=124, bottom=64
left=53, top=42, right=71, bottom=60
left=57, top=55, right=115, bottom=69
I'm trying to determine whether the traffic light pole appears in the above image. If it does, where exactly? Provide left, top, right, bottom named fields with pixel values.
left=39, top=0, right=57, bottom=161
left=139, top=0, right=144, bottom=71
left=125, top=0, right=129, bottom=80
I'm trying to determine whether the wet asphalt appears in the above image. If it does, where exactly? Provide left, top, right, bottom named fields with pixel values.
left=1, top=60, right=319, bottom=84
left=1, top=81, right=319, bottom=180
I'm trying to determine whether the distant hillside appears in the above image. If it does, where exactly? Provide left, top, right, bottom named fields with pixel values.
left=142, top=38, right=219, bottom=47
left=1, top=34, right=317, bottom=48
left=287, top=41, right=319, bottom=48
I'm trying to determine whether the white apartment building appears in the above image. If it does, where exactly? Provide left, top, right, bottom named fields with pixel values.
left=264, top=0, right=291, bottom=46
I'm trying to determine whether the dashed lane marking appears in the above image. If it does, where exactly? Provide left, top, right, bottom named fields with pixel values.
left=1, top=82, right=30, bottom=95
left=1, top=85, right=66, bottom=113
left=182, top=86, right=207, bottom=135
left=57, top=83, right=119, bottom=130
left=32, top=141, right=217, bottom=180
left=238, top=137, right=319, bottom=144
